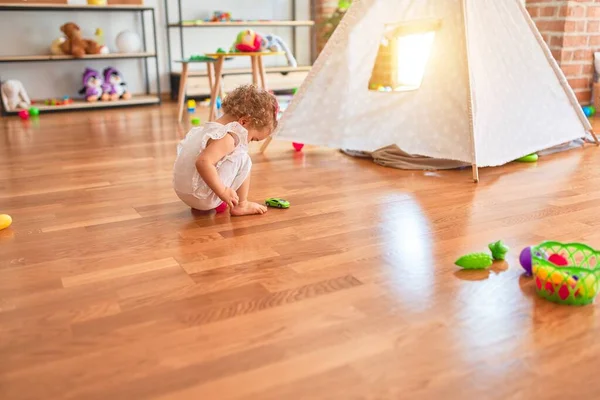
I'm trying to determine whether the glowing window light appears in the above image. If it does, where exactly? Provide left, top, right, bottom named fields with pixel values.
left=369, top=19, right=441, bottom=93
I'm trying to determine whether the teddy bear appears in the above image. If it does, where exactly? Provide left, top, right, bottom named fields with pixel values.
left=59, top=22, right=102, bottom=58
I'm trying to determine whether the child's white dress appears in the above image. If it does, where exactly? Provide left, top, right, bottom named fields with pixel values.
left=173, top=122, right=252, bottom=210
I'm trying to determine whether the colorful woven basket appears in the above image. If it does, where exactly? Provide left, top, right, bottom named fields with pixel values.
left=532, top=241, right=600, bottom=306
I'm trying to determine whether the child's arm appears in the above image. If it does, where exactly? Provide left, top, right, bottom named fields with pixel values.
left=195, top=134, right=239, bottom=208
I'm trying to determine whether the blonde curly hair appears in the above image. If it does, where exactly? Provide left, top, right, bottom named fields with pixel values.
left=221, top=85, right=279, bottom=130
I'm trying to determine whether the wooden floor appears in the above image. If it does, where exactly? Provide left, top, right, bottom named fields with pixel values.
left=2, top=104, right=600, bottom=399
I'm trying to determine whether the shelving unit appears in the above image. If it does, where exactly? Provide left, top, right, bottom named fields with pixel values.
left=164, top=0, right=316, bottom=98
left=0, top=3, right=161, bottom=116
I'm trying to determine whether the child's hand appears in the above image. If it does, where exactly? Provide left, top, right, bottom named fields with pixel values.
left=219, top=187, right=239, bottom=209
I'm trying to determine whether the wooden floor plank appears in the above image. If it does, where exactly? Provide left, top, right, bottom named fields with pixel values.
left=2, top=104, right=600, bottom=399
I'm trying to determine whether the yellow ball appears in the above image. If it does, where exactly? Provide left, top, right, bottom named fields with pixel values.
left=0, top=214, right=12, bottom=231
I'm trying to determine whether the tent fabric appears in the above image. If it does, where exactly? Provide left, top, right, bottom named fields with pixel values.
left=274, top=0, right=591, bottom=169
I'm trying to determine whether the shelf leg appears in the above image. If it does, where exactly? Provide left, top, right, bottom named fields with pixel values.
left=251, top=56, right=259, bottom=86
left=177, top=62, right=189, bottom=123
left=257, top=56, right=267, bottom=90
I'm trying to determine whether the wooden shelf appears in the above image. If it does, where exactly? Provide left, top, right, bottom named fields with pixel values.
left=0, top=3, right=153, bottom=11
left=169, top=20, right=315, bottom=28
left=0, top=52, right=156, bottom=63
left=172, top=65, right=312, bottom=77
left=3, top=95, right=160, bottom=115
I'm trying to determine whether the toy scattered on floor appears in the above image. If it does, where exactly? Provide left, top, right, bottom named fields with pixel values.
left=102, top=67, right=131, bottom=100
left=455, top=239, right=507, bottom=269
left=1, top=80, right=31, bottom=111
left=265, top=198, right=290, bottom=209
left=187, top=99, right=196, bottom=113
left=455, top=252, right=494, bottom=269
left=292, top=87, right=298, bottom=95
left=488, top=240, right=510, bottom=261
left=292, top=142, right=304, bottom=152
left=583, top=105, right=596, bottom=117
left=0, top=214, right=12, bottom=231
left=519, top=246, right=533, bottom=275
left=215, top=202, right=228, bottom=213
left=530, top=241, right=600, bottom=305
left=191, top=117, right=201, bottom=126
left=116, top=30, right=142, bottom=53
left=216, top=96, right=222, bottom=109
left=29, top=107, right=40, bottom=117
left=18, top=110, right=29, bottom=120
left=516, top=153, right=538, bottom=163
left=80, top=68, right=108, bottom=102
left=59, top=22, right=104, bottom=58
left=211, top=11, right=232, bottom=22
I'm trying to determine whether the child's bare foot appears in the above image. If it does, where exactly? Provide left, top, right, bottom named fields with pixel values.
left=231, top=201, right=267, bottom=216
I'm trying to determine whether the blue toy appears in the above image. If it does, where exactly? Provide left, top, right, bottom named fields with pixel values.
left=583, top=105, right=596, bottom=117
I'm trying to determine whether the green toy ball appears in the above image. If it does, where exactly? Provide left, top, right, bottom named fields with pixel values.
left=191, top=117, right=201, bottom=126
left=28, top=107, right=40, bottom=117
left=455, top=252, right=493, bottom=269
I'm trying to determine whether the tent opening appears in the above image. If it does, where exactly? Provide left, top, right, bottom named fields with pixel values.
left=368, top=19, right=442, bottom=92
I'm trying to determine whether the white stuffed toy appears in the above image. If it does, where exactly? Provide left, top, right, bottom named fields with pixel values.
left=260, top=34, right=297, bottom=68
left=1, top=80, right=31, bottom=111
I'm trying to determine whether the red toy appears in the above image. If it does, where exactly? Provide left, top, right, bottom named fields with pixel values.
left=234, top=30, right=262, bottom=52
left=215, top=202, right=228, bottom=213
left=548, top=254, right=568, bottom=266
left=292, top=142, right=304, bottom=152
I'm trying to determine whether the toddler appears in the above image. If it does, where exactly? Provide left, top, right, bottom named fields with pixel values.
left=173, top=85, right=279, bottom=216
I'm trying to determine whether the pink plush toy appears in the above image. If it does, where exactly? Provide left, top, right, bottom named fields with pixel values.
left=233, top=30, right=262, bottom=52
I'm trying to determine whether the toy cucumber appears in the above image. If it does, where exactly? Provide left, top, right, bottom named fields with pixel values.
left=455, top=252, right=494, bottom=269
left=516, top=153, right=538, bottom=163
left=488, top=240, right=510, bottom=261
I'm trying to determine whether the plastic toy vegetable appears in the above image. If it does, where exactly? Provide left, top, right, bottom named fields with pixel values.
left=455, top=252, right=494, bottom=269
left=488, top=240, right=510, bottom=261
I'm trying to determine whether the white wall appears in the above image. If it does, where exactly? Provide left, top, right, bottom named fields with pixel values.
left=0, top=0, right=311, bottom=99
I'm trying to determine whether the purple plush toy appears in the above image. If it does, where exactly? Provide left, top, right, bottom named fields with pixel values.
left=102, top=67, right=131, bottom=101
left=79, top=68, right=107, bottom=102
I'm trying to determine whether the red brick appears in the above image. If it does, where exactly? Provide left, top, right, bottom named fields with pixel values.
left=536, top=20, right=566, bottom=32
left=568, top=77, right=592, bottom=89
left=588, top=5, right=600, bottom=18
left=564, top=20, right=587, bottom=32
left=568, top=5, right=585, bottom=18
left=588, top=21, right=600, bottom=32
left=561, top=63, right=584, bottom=76
left=573, top=49, right=594, bottom=61
left=589, top=35, right=600, bottom=46
left=563, top=34, right=589, bottom=47
left=575, top=90, right=592, bottom=103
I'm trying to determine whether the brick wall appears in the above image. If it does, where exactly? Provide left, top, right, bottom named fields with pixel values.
left=526, top=0, right=600, bottom=104
left=315, top=0, right=339, bottom=52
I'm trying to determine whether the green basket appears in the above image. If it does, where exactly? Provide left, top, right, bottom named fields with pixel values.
left=531, top=241, right=600, bottom=306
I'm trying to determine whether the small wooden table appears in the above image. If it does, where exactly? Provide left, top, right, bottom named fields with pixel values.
left=175, top=57, right=218, bottom=123
left=204, top=52, right=285, bottom=124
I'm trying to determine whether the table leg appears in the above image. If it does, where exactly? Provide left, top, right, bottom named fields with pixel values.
left=206, top=63, right=214, bottom=95
left=251, top=56, right=259, bottom=86
left=209, top=57, right=224, bottom=122
left=177, top=62, right=189, bottom=123
left=257, top=56, right=267, bottom=90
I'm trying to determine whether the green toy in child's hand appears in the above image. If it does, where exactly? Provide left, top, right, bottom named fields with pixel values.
left=455, top=252, right=494, bottom=269
left=488, top=240, right=510, bottom=261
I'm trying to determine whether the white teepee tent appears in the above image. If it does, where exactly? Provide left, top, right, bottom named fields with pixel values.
left=267, top=0, right=596, bottom=181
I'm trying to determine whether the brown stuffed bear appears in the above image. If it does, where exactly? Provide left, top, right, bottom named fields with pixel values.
left=59, top=23, right=102, bottom=58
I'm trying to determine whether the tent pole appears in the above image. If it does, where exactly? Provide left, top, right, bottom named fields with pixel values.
left=471, top=164, right=479, bottom=183
left=589, top=129, right=600, bottom=145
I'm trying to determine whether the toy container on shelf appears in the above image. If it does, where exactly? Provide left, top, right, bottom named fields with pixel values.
left=532, top=241, right=600, bottom=306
